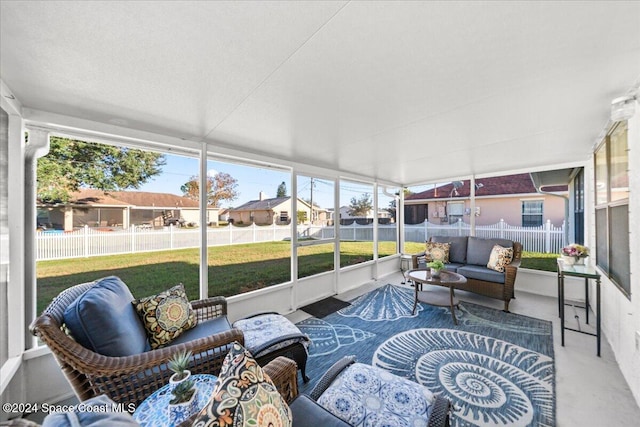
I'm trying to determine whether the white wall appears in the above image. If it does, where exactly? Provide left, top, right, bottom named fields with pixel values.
left=589, top=107, right=640, bottom=406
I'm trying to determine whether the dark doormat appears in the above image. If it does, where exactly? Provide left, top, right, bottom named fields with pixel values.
left=300, top=296, right=351, bottom=318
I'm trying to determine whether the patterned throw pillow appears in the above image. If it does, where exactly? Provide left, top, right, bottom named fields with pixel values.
left=132, top=284, right=197, bottom=349
left=425, top=241, right=450, bottom=263
left=192, top=342, right=292, bottom=427
left=487, top=244, right=514, bottom=272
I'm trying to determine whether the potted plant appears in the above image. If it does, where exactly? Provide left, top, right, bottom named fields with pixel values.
left=168, top=349, right=192, bottom=385
left=427, top=260, right=446, bottom=278
left=168, top=378, right=198, bottom=424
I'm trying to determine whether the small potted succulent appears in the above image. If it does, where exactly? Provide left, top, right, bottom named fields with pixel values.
left=427, top=260, right=446, bottom=278
left=168, top=350, right=198, bottom=423
left=168, top=378, right=198, bottom=423
left=168, top=349, right=192, bottom=385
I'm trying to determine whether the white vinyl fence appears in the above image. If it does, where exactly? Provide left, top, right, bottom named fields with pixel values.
left=36, top=219, right=563, bottom=261
left=404, top=219, right=564, bottom=253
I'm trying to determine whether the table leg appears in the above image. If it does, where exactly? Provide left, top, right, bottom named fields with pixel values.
left=449, top=286, right=458, bottom=325
left=597, top=278, right=601, bottom=357
left=412, top=282, right=420, bottom=315
left=585, top=277, right=590, bottom=325
left=560, top=273, right=565, bottom=347
left=557, top=271, right=561, bottom=317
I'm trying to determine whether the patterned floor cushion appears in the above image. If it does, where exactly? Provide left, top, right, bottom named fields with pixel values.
left=317, top=362, right=436, bottom=427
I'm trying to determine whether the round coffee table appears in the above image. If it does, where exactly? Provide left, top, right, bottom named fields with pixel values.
left=408, top=269, right=467, bottom=324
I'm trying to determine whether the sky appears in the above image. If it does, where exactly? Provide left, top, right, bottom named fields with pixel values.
left=136, top=152, right=400, bottom=209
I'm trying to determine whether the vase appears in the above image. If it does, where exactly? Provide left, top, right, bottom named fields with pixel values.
left=170, top=369, right=191, bottom=386
left=575, top=257, right=585, bottom=265
left=430, top=268, right=441, bottom=278
left=561, top=255, right=576, bottom=266
left=168, top=385, right=199, bottom=425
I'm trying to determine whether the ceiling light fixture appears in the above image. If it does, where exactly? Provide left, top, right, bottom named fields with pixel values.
left=611, top=95, right=636, bottom=122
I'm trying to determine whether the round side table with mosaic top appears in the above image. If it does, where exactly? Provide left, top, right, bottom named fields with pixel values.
left=133, top=374, right=218, bottom=427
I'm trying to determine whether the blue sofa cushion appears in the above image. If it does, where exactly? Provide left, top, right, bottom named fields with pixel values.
left=433, top=236, right=468, bottom=264
left=466, top=237, right=513, bottom=266
left=42, top=395, right=138, bottom=427
left=169, top=316, right=231, bottom=345
left=457, top=265, right=506, bottom=284
left=63, top=276, right=150, bottom=357
left=443, top=262, right=465, bottom=273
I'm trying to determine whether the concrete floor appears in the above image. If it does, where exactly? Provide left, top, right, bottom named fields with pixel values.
left=289, top=272, right=640, bottom=426
left=26, top=272, right=640, bottom=426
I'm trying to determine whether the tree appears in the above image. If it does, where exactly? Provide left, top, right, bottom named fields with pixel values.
left=276, top=181, right=287, bottom=197
left=181, top=172, right=239, bottom=207
left=37, top=136, right=166, bottom=203
left=348, top=193, right=373, bottom=217
left=387, top=188, right=411, bottom=218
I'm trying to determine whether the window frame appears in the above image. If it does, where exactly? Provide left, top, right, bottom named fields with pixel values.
left=521, top=199, right=544, bottom=227
left=594, top=121, right=630, bottom=298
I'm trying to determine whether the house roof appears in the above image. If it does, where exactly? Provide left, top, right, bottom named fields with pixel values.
left=405, top=173, right=567, bottom=201
left=38, top=189, right=208, bottom=209
left=232, top=196, right=293, bottom=211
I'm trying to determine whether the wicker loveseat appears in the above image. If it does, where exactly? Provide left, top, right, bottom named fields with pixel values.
left=30, top=277, right=244, bottom=407
left=412, top=236, right=522, bottom=311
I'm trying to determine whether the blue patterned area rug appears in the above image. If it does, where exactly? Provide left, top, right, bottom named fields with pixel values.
left=296, top=284, right=555, bottom=427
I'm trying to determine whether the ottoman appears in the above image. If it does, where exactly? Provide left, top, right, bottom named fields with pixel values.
left=233, top=312, right=311, bottom=382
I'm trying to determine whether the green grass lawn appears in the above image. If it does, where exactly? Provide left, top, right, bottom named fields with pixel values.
left=36, top=241, right=557, bottom=313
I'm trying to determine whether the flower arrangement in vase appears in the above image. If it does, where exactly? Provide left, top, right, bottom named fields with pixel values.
left=561, top=243, right=589, bottom=265
left=427, top=260, right=446, bottom=278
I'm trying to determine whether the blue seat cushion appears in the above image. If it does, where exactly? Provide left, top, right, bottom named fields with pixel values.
left=169, top=316, right=232, bottom=345
left=457, top=265, right=506, bottom=284
left=433, top=236, right=468, bottom=264
left=443, top=262, right=465, bottom=273
left=290, top=395, right=351, bottom=427
left=466, top=237, right=513, bottom=266
left=63, top=276, right=150, bottom=357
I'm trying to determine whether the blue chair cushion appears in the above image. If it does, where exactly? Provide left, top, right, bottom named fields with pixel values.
left=457, top=265, right=506, bottom=284
left=169, top=316, right=232, bottom=345
left=466, top=237, right=513, bottom=266
left=63, top=276, right=150, bottom=357
left=433, top=236, right=468, bottom=264
left=42, top=395, right=138, bottom=427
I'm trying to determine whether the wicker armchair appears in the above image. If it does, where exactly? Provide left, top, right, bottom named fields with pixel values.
left=30, top=281, right=244, bottom=407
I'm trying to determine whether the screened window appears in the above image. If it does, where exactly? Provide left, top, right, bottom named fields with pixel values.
left=522, top=200, right=543, bottom=227
left=340, top=180, right=374, bottom=267
left=595, top=121, right=630, bottom=297
left=296, top=175, right=335, bottom=279
left=377, top=186, right=399, bottom=258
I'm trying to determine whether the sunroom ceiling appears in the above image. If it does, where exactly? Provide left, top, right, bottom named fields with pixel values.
left=1, top=1, right=639, bottom=185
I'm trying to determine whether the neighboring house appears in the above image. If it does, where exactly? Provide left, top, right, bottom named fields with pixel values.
left=228, top=192, right=329, bottom=225
left=37, top=189, right=219, bottom=231
left=404, top=173, right=568, bottom=228
left=338, top=206, right=392, bottom=224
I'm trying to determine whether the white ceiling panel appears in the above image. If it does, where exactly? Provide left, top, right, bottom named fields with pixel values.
left=0, top=1, right=347, bottom=138
left=2, top=1, right=639, bottom=185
